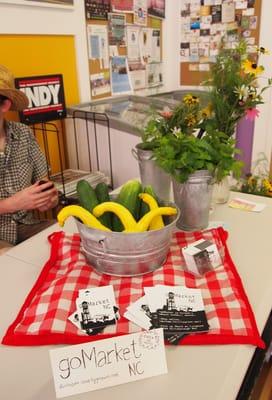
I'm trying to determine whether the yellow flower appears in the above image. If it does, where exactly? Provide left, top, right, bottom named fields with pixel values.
left=185, top=114, right=197, bottom=126
left=201, top=103, right=213, bottom=118
left=262, top=179, right=272, bottom=192
left=257, top=46, right=270, bottom=55
left=183, top=94, right=199, bottom=105
left=242, top=59, right=264, bottom=76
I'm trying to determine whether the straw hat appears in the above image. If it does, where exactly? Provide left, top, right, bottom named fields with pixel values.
left=0, top=65, right=29, bottom=111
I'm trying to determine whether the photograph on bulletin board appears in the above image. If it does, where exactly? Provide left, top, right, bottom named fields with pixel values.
left=148, top=0, right=165, bottom=19
left=90, top=72, right=111, bottom=97
left=110, top=56, right=133, bottom=95
left=129, top=61, right=146, bottom=90
left=108, top=13, right=126, bottom=46
left=111, top=0, right=134, bottom=13
left=84, top=0, right=110, bottom=20
left=134, top=0, right=148, bottom=26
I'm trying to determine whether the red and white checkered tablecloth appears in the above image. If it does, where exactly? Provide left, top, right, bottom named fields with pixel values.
left=2, top=227, right=264, bottom=348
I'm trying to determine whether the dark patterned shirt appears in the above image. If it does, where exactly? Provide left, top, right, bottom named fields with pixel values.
left=0, top=120, right=48, bottom=244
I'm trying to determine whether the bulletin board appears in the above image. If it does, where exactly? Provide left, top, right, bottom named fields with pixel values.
left=86, top=12, right=163, bottom=100
left=180, top=0, right=262, bottom=86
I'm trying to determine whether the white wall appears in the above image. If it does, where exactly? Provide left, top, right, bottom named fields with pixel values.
left=251, top=0, right=272, bottom=169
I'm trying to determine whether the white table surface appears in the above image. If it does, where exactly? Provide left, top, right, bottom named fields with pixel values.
left=0, top=191, right=271, bottom=400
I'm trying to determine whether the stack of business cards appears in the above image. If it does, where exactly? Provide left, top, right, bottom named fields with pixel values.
left=124, top=285, right=209, bottom=344
left=68, top=285, right=119, bottom=336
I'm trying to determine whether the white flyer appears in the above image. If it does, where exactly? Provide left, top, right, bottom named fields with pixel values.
left=87, top=24, right=109, bottom=69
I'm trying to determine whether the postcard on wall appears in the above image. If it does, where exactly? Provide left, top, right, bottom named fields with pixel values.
left=90, top=72, right=111, bottom=97
left=108, top=13, right=126, bottom=46
left=50, top=329, right=167, bottom=398
left=199, top=63, right=210, bottom=71
left=211, top=5, right=222, bottom=23
left=111, top=0, right=133, bottom=13
left=189, top=63, right=199, bottom=71
left=147, top=0, right=165, bottom=19
left=139, top=27, right=152, bottom=63
left=134, top=0, right=148, bottom=26
left=242, top=8, right=255, bottom=16
left=235, top=1, right=248, bottom=10
left=87, top=24, right=109, bottom=69
left=180, top=42, right=190, bottom=62
left=126, top=25, right=141, bottom=61
left=146, top=62, right=163, bottom=87
left=85, top=0, right=110, bottom=20
left=110, top=56, right=133, bottom=95
left=151, top=29, right=161, bottom=62
left=129, top=61, right=146, bottom=91
left=221, top=2, right=235, bottom=23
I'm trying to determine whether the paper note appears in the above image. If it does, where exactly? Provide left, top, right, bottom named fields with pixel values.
left=50, top=329, right=167, bottom=398
left=228, top=198, right=266, bottom=212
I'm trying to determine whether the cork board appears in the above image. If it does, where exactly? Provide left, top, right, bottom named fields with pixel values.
left=180, top=0, right=262, bottom=86
left=86, top=14, right=162, bottom=100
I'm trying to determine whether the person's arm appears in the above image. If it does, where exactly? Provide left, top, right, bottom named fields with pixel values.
left=0, top=197, right=14, bottom=214
left=0, top=182, right=58, bottom=215
left=27, top=129, right=59, bottom=212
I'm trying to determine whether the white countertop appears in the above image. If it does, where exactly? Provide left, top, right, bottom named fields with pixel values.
left=0, top=191, right=271, bottom=400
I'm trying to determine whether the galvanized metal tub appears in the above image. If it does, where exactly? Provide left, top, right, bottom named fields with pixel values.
left=76, top=201, right=179, bottom=277
left=132, top=143, right=171, bottom=201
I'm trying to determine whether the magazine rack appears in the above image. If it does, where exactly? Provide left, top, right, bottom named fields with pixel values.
left=70, top=109, right=113, bottom=189
left=31, top=111, right=113, bottom=206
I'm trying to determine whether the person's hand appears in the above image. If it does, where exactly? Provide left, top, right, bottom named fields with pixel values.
left=38, top=181, right=59, bottom=212
left=9, top=181, right=58, bottom=213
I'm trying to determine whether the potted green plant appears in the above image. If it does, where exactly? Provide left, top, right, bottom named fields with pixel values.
left=138, top=94, right=242, bottom=230
left=132, top=95, right=209, bottom=202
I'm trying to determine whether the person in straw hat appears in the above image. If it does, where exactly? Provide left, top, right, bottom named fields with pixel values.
left=0, top=65, right=58, bottom=254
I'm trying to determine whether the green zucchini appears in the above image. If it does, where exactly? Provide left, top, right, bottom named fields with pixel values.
left=139, top=185, right=159, bottom=218
left=95, top=182, right=112, bottom=229
left=112, top=179, right=142, bottom=232
left=77, top=179, right=99, bottom=212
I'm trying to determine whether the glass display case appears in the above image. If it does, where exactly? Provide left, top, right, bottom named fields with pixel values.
left=149, top=89, right=210, bottom=106
left=67, top=95, right=179, bottom=136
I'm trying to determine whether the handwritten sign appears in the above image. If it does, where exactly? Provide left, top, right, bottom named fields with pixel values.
left=49, top=328, right=167, bottom=398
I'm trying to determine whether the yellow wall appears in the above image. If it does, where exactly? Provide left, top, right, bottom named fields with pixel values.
left=0, top=34, right=80, bottom=173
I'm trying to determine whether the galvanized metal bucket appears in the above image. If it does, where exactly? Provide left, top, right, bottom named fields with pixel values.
left=132, top=143, right=171, bottom=201
left=76, top=201, right=179, bottom=277
left=172, top=170, right=214, bottom=231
